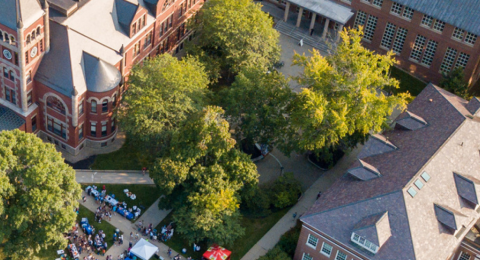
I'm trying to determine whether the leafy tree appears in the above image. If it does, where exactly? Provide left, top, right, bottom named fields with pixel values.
left=118, top=54, right=210, bottom=152
left=284, top=27, right=409, bottom=155
left=218, top=67, right=293, bottom=150
left=440, top=67, right=470, bottom=99
left=190, top=0, right=280, bottom=78
left=258, top=246, right=292, bottom=260
left=0, top=130, right=82, bottom=260
left=151, top=106, right=258, bottom=245
left=270, top=172, right=302, bottom=209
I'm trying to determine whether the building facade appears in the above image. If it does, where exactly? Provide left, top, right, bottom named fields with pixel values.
left=0, top=0, right=202, bottom=155
left=268, top=0, right=480, bottom=87
left=294, top=84, right=480, bottom=260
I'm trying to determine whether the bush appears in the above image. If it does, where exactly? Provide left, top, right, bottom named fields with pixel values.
left=440, top=67, right=470, bottom=99
left=277, top=221, right=301, bottom=257
left=270, top=172, right=302, bottom=209
left=241, top=187, right=271, bottom=217
left=258, top=246, right=292, bottom=260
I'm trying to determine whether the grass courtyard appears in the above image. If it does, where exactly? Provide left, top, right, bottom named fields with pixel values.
left=155, top=207, right=291, bottom=260
left=390, top=66, right=427, bottom=97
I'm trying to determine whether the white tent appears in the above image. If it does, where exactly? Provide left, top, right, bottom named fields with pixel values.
left=130, top=238, right=159, bottom=260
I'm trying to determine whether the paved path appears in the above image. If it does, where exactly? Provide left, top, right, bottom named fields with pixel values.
left=76, top=170, right=155, bottom=184
left=78, top=191, right=180, bottom=260
left=241, top=146, right=362, bottom=260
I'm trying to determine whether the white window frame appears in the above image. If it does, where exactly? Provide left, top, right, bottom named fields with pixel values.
left=335, top=251, right=347, bottom=260
left=381, top=22, right=396, bottom=49
left=372, top=0, right=383, bottom=8
left=465, top=32, right=477, bottom=45
left=306, top=234, right=318, bottom=249
left=440, top=47, right=458, bottom=73
left=421, top=40, right=438, bottom=67
left=452, top=27, right=465, bottom=41
left=392, top=27, right=408, bottom=54
left=458, top=251, right=471, bottom=260
left=455, top=52, right=470, bottom=70
left=432, top=20, right=445, bottom=32
left=390, top=2, right=402, bottom=15
left=302, top=253, right=313, bottom=260
left=421, top=14, right=433, bottom=27
left=410, top=35, right=427, bottom=62
left=402, top=7, right=414, bottom=20
left=320, top=242, right=333, bottom=257
left=354, top=10, right=367, bottom=29
left=364, top=15, right=378, bottom=41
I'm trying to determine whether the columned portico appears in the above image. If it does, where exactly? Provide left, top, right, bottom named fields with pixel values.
left=282, top=0, right=354, bottom=41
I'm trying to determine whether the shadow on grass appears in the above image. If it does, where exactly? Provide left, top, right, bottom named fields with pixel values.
left=389, top=66, right=427, bottom=98
left=154, top=207, right=292, bottom=260
left=90, top=137, right=155, bottom=170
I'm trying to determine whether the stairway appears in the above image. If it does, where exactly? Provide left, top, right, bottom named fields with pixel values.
left=274, top=21, right=335, bottom=53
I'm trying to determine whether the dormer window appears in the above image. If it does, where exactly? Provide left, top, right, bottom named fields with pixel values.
left=351, top=232, right=379, bottom=254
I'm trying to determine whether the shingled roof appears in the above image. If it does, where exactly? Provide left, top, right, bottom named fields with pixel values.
left=0, top=106, right=25, bottom=131
left=0, top=0, right=44, bottom=30
left=302, top=83, right=480, bottom=260
left=391, top=0, right=480, bottom=36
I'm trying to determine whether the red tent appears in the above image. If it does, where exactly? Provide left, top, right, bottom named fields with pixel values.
left=202, top=244, right=231, bottom=260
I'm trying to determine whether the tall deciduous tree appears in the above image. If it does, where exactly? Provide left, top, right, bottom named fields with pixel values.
left=118, top=54, right=210, bottom=152
left=218, top=67, right=293, bottom=150
left=151, top=106, right=258, bottom=244
left=191, top=0, right=280, bottom=78
left=0, top=130, right=82, bottom=260
left=285, top=28, right=409, bottom=154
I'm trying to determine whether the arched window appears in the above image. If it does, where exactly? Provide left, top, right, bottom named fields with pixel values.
left=0, top=30, right=3, bottom=41
left=31, top=30, right=36, bottom=40
left=102, top=99, right=108, bottom=113
left=46, top=96, right=66, bottom=115
left=91, top=100, right=97, bottom=113
left=112, top=94, right=117, bottom=108
left=26, top=35, right=31, bottom=44
left=10, top=35, right=15, bottom=45
left=36, top=26, right=41, bottom=36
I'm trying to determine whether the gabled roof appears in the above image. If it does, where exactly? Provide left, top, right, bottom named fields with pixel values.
left=0, top=0, right=44, bottom=30
left=115, top=0, right=139, bottom=35
left=358, top=134, right=397, bottom=159
left=0, top=106, right=25, bottom=131
left=395, top=110, right=428, bottom=130
left=433, top=204, right=466, bottom=231
left=353, top=211, right=391, bottom=248
left=143, top=0, right=158, bottom=15
left=82, top=52, right=122, bottom=93
left=466, top=97, right=480, bottom=116
left=391, top=0, right=480, bottom=36
left=302, top=84, right=480, bottom=260
left=453, top=172, right=480, bottom=205
left=347, top=159, right=381, bottom=181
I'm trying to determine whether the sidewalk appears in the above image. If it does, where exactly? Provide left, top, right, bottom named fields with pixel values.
left=241, top=145, right=363, bottom=260
left=76, top=170, right=155, bottom=184
left=78, top=191, right=178, bottom=260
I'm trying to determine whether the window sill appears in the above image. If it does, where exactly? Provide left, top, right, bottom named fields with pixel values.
left=390, top=12, right=402, bottom=16
left=305, top=243, right=317, bottom=249
left=399, top=16, right=412, bottom=22
left=320, top=251, right=331, bottom=258
left=379, top=46, right=391, bottom=52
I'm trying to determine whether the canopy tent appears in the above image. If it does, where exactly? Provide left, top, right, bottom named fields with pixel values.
left=203, top=245, right=231, bottom=260
left=130, top=238, right=158, bottom=260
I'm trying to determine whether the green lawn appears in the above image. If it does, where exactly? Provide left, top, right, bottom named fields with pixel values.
left=155, top=207, right=291, bottom=260
left=90, top=137, right=154, bottom=170
left=77, top=205, right=120, bottom=250
left=81, top=184, right=161, bottom=222
left=389, top=66, right=427, bottom=97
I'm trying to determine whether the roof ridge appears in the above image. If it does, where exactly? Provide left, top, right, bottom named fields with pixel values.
left=432, top=84, right=469, bottom=118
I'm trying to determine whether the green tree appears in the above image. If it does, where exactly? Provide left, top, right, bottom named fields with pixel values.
left=218, top=67, right=293, bottom=150
left=118, top=54, right=210, bottom=152
left=190, top=0, right=280, bottom=78
left=440, top=67, right=470, bottom=99
left=0, top=130, right=82, bottom=260
left=151, top=106, right=258, bottom=244
left=284, top=27, right=409, bottom=155
left=270, top=172, right=302, bottom=209
left=258, top=246, right=292, bottom=260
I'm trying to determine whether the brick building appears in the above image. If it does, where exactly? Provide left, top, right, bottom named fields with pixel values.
left=0, top=0, right=202, bottom=155
left=267, top=0, right=480, bottom=87
left=294, top=83, right=480, bottom=260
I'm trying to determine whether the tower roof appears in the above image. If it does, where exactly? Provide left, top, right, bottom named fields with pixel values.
left=0, top=0, right=44, bottom=31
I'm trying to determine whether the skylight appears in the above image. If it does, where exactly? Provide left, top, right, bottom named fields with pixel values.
left=421, top=171, right=431, bottom=182
left=407, top=187, right=417, bottom=198
left=414, top=179, right=424, bottom=189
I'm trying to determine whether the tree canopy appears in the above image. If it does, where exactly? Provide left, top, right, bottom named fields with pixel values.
left=118, top=54, right=210, bottom=151
left=440, top=67, right=470, bottom=99
left=151, top=106, right=258, bottom=245
left=284, top=27, right=409, bottom=154
left=218, top=67, right=293, bottom=148
left=191, top=0, right=280, bottom=77
left=0, top=130, right=82, bottom=260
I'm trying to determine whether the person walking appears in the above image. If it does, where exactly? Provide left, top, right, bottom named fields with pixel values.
left=142, top=167, right=147, bottom=176
left=167, top=248, right=172, bottom=258
left=293, top=212, right=297, bottom=221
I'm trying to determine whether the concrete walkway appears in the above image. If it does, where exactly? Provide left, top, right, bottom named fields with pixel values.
left=78, top=191, right=179, bottom=260
left=241, top=146, right=362, bottom=260
left=76, top=170, right=155, bottom=184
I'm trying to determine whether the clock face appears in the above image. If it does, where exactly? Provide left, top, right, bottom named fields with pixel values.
left=30, top=47, right=38, bottom=58
left=3, top=49, right=12, bottom=60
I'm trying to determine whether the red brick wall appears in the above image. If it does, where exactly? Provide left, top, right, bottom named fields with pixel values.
left=294, top=224, right=365, bottom=260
